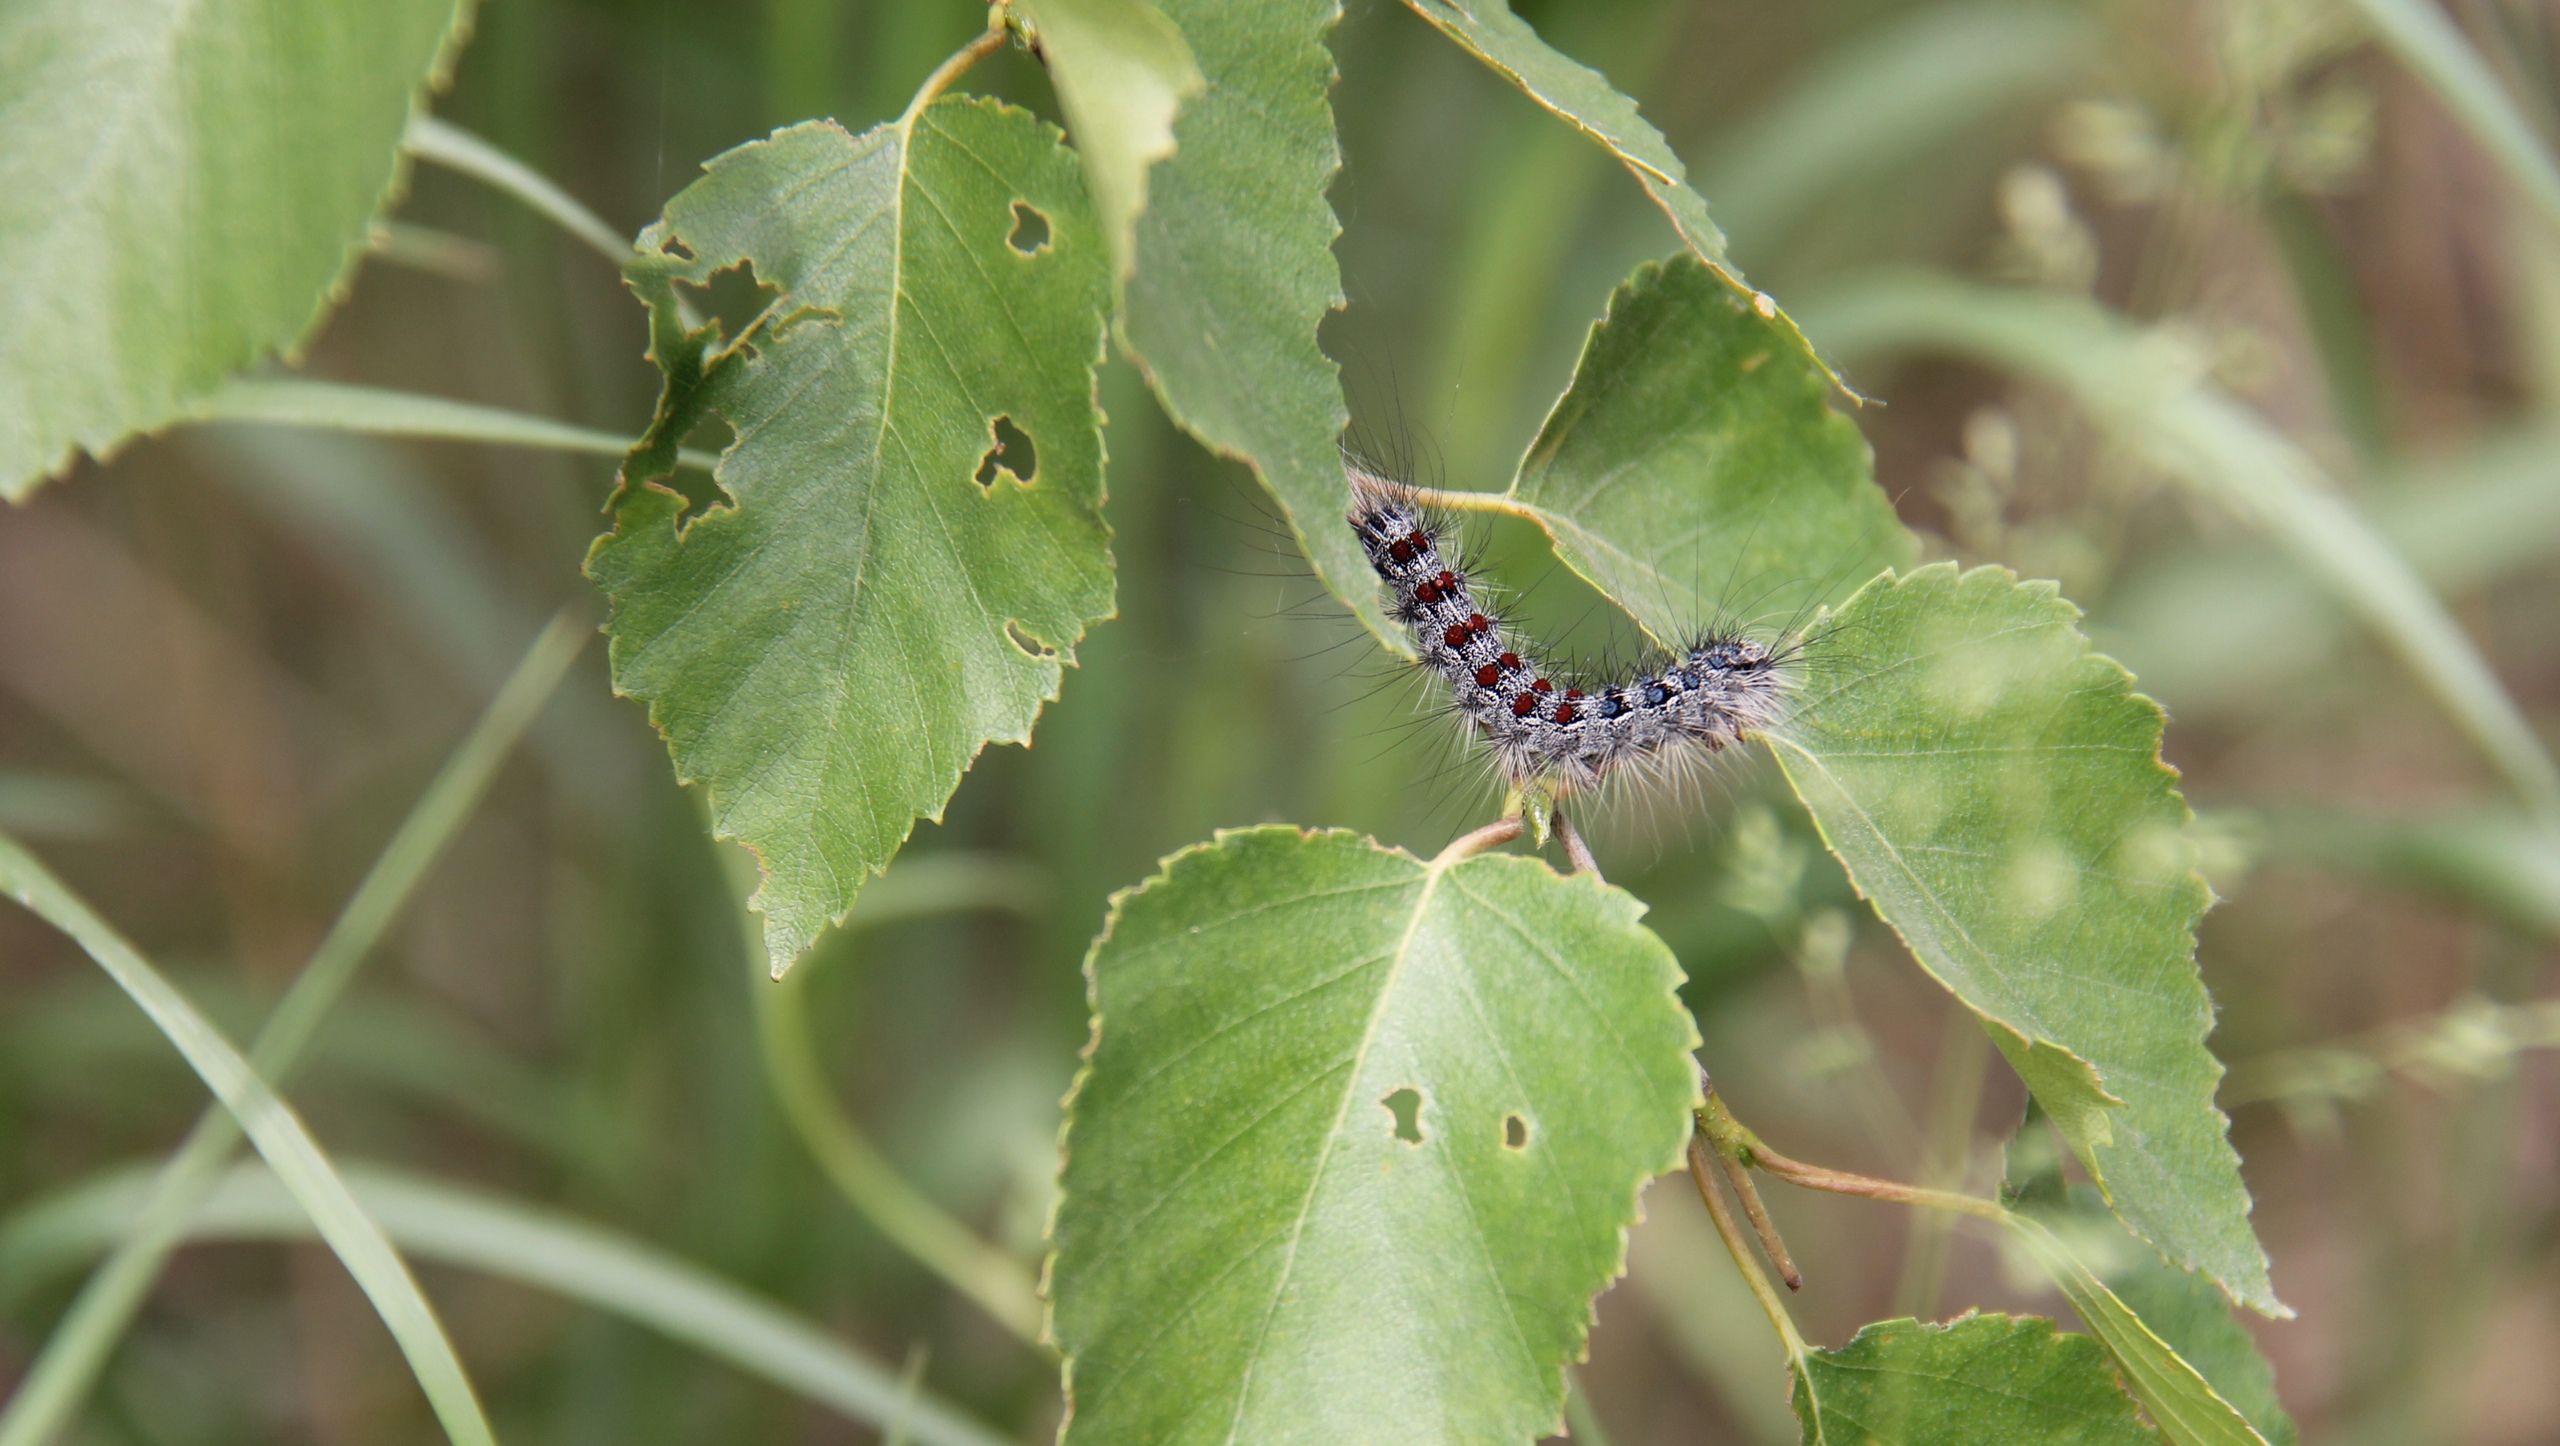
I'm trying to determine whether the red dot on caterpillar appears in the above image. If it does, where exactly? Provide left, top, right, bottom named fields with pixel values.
left=1343, top=450, right=1799, bottom=800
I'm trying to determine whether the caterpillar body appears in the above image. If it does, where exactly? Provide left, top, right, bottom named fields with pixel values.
left=1345, top=458, right=1797, bottom=799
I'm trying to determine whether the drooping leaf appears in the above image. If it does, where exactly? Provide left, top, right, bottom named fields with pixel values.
left=1767, top=564, right=2278, bottom=1316
left=1506, top=255, right=1912, bottom=645
left=2008, top=1121, right=2296, bottom=1445
left=1398, top=0, right=1849, bottom=393
left=1012, top=0, right=1204, bottom=281
left=1048, top=827, right=1700, bottom=1444
left=1115, top=0, right=1383, bottom=643
left=1791, top=1313, right=2157, bottom=1446
left=2005, top=1216, right=2270, bottom=1446
left=587, top=99, right=1114, bottom=976
left=0, top=0, right=474, bottom=495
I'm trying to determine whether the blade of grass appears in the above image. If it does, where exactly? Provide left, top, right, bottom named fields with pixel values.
left=738, top=849, right=1048, bottom=1342
left=757, top=972, right=1042, bottom=1342
left=0, top=612, right=587, bottom=1446
left=0, top=1162, right=1012, bottom=1446
left=1699, top=0, right=2094, bottom=246
left=2100, top=418, right=2560, bottom=711
left=1810, top=274, right=2560, bottom=821
left=404, top=113, right=635, bottom=266
left=0, top=843, right=496, bottom=1446
left=184, top=378, right=719, bottom=472
left=2347, top=0, right=2560, bottom=236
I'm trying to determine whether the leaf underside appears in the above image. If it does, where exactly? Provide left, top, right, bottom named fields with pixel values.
left=1508, top=255, right=1913, bottom=645
left=1773, top=564, right=2276, bottom=1315
left=1116, top=0, right=1386, bottom=645
left=1012, top=0, right=1204, bottom=282
left=1397, top=0, right=1851, bottom=394
left=1049, top=827, right=1700, bottom=1444
left=0, top=0, right=475, bottom=496
left=588, top=98, right=1115, bottom=975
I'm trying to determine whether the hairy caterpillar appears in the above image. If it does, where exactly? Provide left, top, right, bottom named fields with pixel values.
left=1344, top=455, right=1800, bottom=800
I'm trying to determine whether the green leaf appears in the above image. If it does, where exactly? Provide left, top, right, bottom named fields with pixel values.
left=1791, top=1313, right=2157, bottom=1446
left=0, top=0, right=473, bottom=495
left=1012, top=0, right=1204, bottom=281
left=1767, top=564, right=2278, bottom=1316
left=2007, top=1126, right=2296, bottom=1445
left=1048, top=827, right=1701, bottom=1444
left=1398, top=0, right=1848, bottom=393
left=1115, top=0, right=1382, bottom=644
left=0, top=837, right=494, bottom=1446
left=1505, top=255, right=1912, bottom=644
left=2006, top=1216, right=2269, bottom=1446
left=587, top=98, right=1115, bottom=976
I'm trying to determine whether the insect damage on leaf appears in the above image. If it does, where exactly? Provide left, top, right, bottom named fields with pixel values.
left=588, top=98, right=1116, bottom=978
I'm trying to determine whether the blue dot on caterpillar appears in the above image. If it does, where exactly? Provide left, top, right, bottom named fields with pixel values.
left=1345, top=457, right=1796, bottom=800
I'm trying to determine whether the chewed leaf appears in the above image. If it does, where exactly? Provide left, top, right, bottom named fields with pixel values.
left=1012, top=0, right=1203, bottom=281
left=587, top=99, right=1114, bottom=977
left=1116, top=0, right=1385, bottom=645
left=0, top=0, right=472, bottom=496
left=1771, top=564, right=2279, bottom=1316
left=1049, top=827, right=1700, bottom=1444
left=1508, top=255, right=1912, bottom=645
left=1399, top=0, right=1850, bottom=395
left=1792, top=1314, right=2157, bottom=1446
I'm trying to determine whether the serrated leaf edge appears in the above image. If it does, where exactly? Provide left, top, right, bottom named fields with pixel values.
left=1766, top=561, right=2279, bottom=1317
left=585, top=97, right=1117, bottom=977
left=1042, top=823, right=1701, bottom=1442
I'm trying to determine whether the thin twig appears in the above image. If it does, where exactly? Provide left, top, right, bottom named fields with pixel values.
left=1434, top=815, right=1525, bottom=866
left=1715, top=1148, right=1802, bottom=1291
left=1556, top=807, right=1599, bottom=877
left=1706, top=1091, right=2008, bottom=1225
left=1686, top=1131, right=1809, bottom=1359
left=902, top=11, right=1013, bottom=126
left=1393, top=482, right=1548, bottom=525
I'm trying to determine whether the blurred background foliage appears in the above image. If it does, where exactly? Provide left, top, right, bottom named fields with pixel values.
left=2, top=0, right=2556, bottom=1441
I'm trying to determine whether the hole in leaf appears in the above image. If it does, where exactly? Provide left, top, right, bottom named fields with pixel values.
left=974, top=415, right=1037, bottom=489
left=655, top=411, right=735, bottom=517
left=1380, top=1087, right=1424, bottom=1145
left=678, top=259, right=781, bottom=349
left=1008, top=201, right=1051, bottom=255
left=658, top=235, right=698, bottom=261
left=1503, top=1113, right=1530, bottom=1150
left=1004, top=620, right=1055, bottom=660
